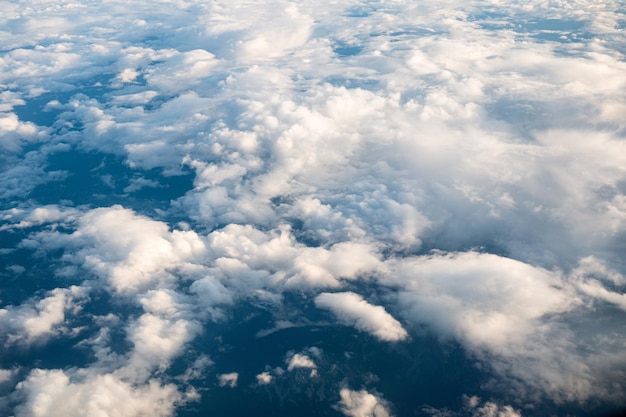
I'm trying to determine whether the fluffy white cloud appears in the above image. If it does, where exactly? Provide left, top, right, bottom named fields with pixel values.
left=285, top=347, right=321, bottom=378
left=256, top=371, right=272, bottom=385
left=337, top=388, right=392, bottom=417
left=286, top=353, right=317, bottom=372
left=315, top=292, right=407, bottom=342
left=385, top=252, right=574, bottom=348
left=0, top=112, right=45, bottom=154
left=0, top=368, right=17, bottom=384
left=0, top=205, right=80, bottom=231
left=217, top=372, right=239, bottom=388
left=120, top=313, right=201, bottom=382
left=0, top=286, right=85, bottom=345
left=2, top=0, right=626, bottom=414
left=463, top=396, right=522, bottom=417
left=33, top=205, right=208, bottom=294
left=205, top=223, right=381, bottom=289
left=382, top=251, right=626, bottom=402
left=14, top=370, right=183, bottom=417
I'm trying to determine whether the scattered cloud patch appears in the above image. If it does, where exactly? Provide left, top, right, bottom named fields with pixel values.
left=337, top=388, right=392, bottom=417
left=463, top=396, right=522, bottom=417
left=256, top=372, right=272, bottom=385
left=1, top=0, right=626, bottom=415
left=286, top=353, right=317, bottom=372
left=315, top=292, right=408, bottom=342
left=0, top=287, right=86, bottom=346
left=14, top=370, right=182, bottom=417
left=217, top=372, right=239, bottom=388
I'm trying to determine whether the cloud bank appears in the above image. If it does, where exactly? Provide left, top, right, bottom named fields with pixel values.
left=1, top=0, right=626, bottom=415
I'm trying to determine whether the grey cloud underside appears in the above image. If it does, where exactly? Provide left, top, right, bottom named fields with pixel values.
left=1, top=0, right=626, bottom=416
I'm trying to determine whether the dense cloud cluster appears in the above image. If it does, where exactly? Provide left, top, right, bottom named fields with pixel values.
left=1, top=0, right=625, bottom=416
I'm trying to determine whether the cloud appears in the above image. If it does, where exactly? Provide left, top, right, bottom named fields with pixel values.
left=256, top=372, right=272, bottom=385
left=0, top=112, right=46, bottom=154
left=315, top=292, right=407, bottom=342
left=0, top=369, right=17, bottom=384
left=385, top=252, right=574, bottom=348
left=572, top=256, right=626, bottom=311
left=337, top=388, right=392, bottom=417
left=286, top=353, right=317, bottom=371
left=217, top=372, right=238, bottom=388
left=120, top=313, right=202, bottom=382
left=0, top=205, right=80, bottom=231
left=122, top=177, right=160, bottom=193
left=2, top=0, right=626, bottom=415
left=203, top=223, right=380, bottom=289
left=463, top=396, right=522, bottom=417
left=14, top=370, right=183, bottom=417
left=382, top=251, right=626, bottom=402
left=179, top=355, right=213, bottom=383
left=0, top=286, right=86, bottom=346
left=143, top=49, right=219, bottom=93
left=31, top=205, right=209, bottom=294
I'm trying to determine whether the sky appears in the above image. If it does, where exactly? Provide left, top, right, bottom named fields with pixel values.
left=1, top=0, right=626, bottom=416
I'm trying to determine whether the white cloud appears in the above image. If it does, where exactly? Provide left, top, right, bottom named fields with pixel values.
left=0, top=113, right=45, bottom=154
left=386, top=252, right=574, bottom=348
left=286, top=353, right=317, bottom=372
left=204, top=224, right=381, bottom=289
left=120, top=313, right=201, bottom=382
left=0, top=205, right=80, bottom=231
left=256, top=371, right=272, bottom=385
left=337, top=388, right=392, bottom=417
left=14, top=370, right=183, bottom=417
left=0, top=286, right=86, bottom=346
left=217, top=372, right=238, bottom=388
left=0, top=368, right=17, bottom=384
left=463, top=396, right=522, bottom=417
left=144, top=49, right=219, bottom=93
left=382, top=251, right=626, bottom=402
left=179, top=355, right=213, bottom=382
left=38, top=205, right=208, bottom=294
left=315, top=292, right=407, bottom=342
left=2, top=0, right=626, bottom=414
left=123, top=177, right=160, bottom=193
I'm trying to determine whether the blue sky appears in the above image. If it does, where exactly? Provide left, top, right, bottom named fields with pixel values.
left=1, top=1, right=626, bottom=416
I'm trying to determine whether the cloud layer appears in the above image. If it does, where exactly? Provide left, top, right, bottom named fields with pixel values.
left=1, top=0, right=626, bottom=416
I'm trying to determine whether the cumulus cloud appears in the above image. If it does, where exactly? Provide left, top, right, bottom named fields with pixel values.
left=0, top=369, right=17, bottom=384
left=2, top=0, right=626, bottom=415
left=30, top=205, right=209, bottom=294
left=204, top=223, right=380, bottom=289
left=382, top=251, right=626, bottom=402
left=315, top=292, right=407, bottom=342
left=286, top=353, right=317, bottom=372
left=14, top=370, right=183, bottom=417
left=337, top=388, right=392, bottom=417
left=385, top=252, right=574, bottom=348
left=463, top=396, right=522, bottom=417
left=0, top=286, right=86, bottom=345
left=0, top=113, right=45, bottom=154
left=121, top=313, right=202, bottom=382
left=217, top=372, right=239, bottom=388
left=0, top=205, right=80, bottom=231
left=256, top=371, right=272, bottom=385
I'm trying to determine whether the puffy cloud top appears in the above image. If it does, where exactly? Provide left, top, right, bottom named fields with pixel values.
left=315, top=292, right=408, bottom=342
left=2, top=0, right=626, bottom=415
left=337, top=388, right=392, bottom=417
